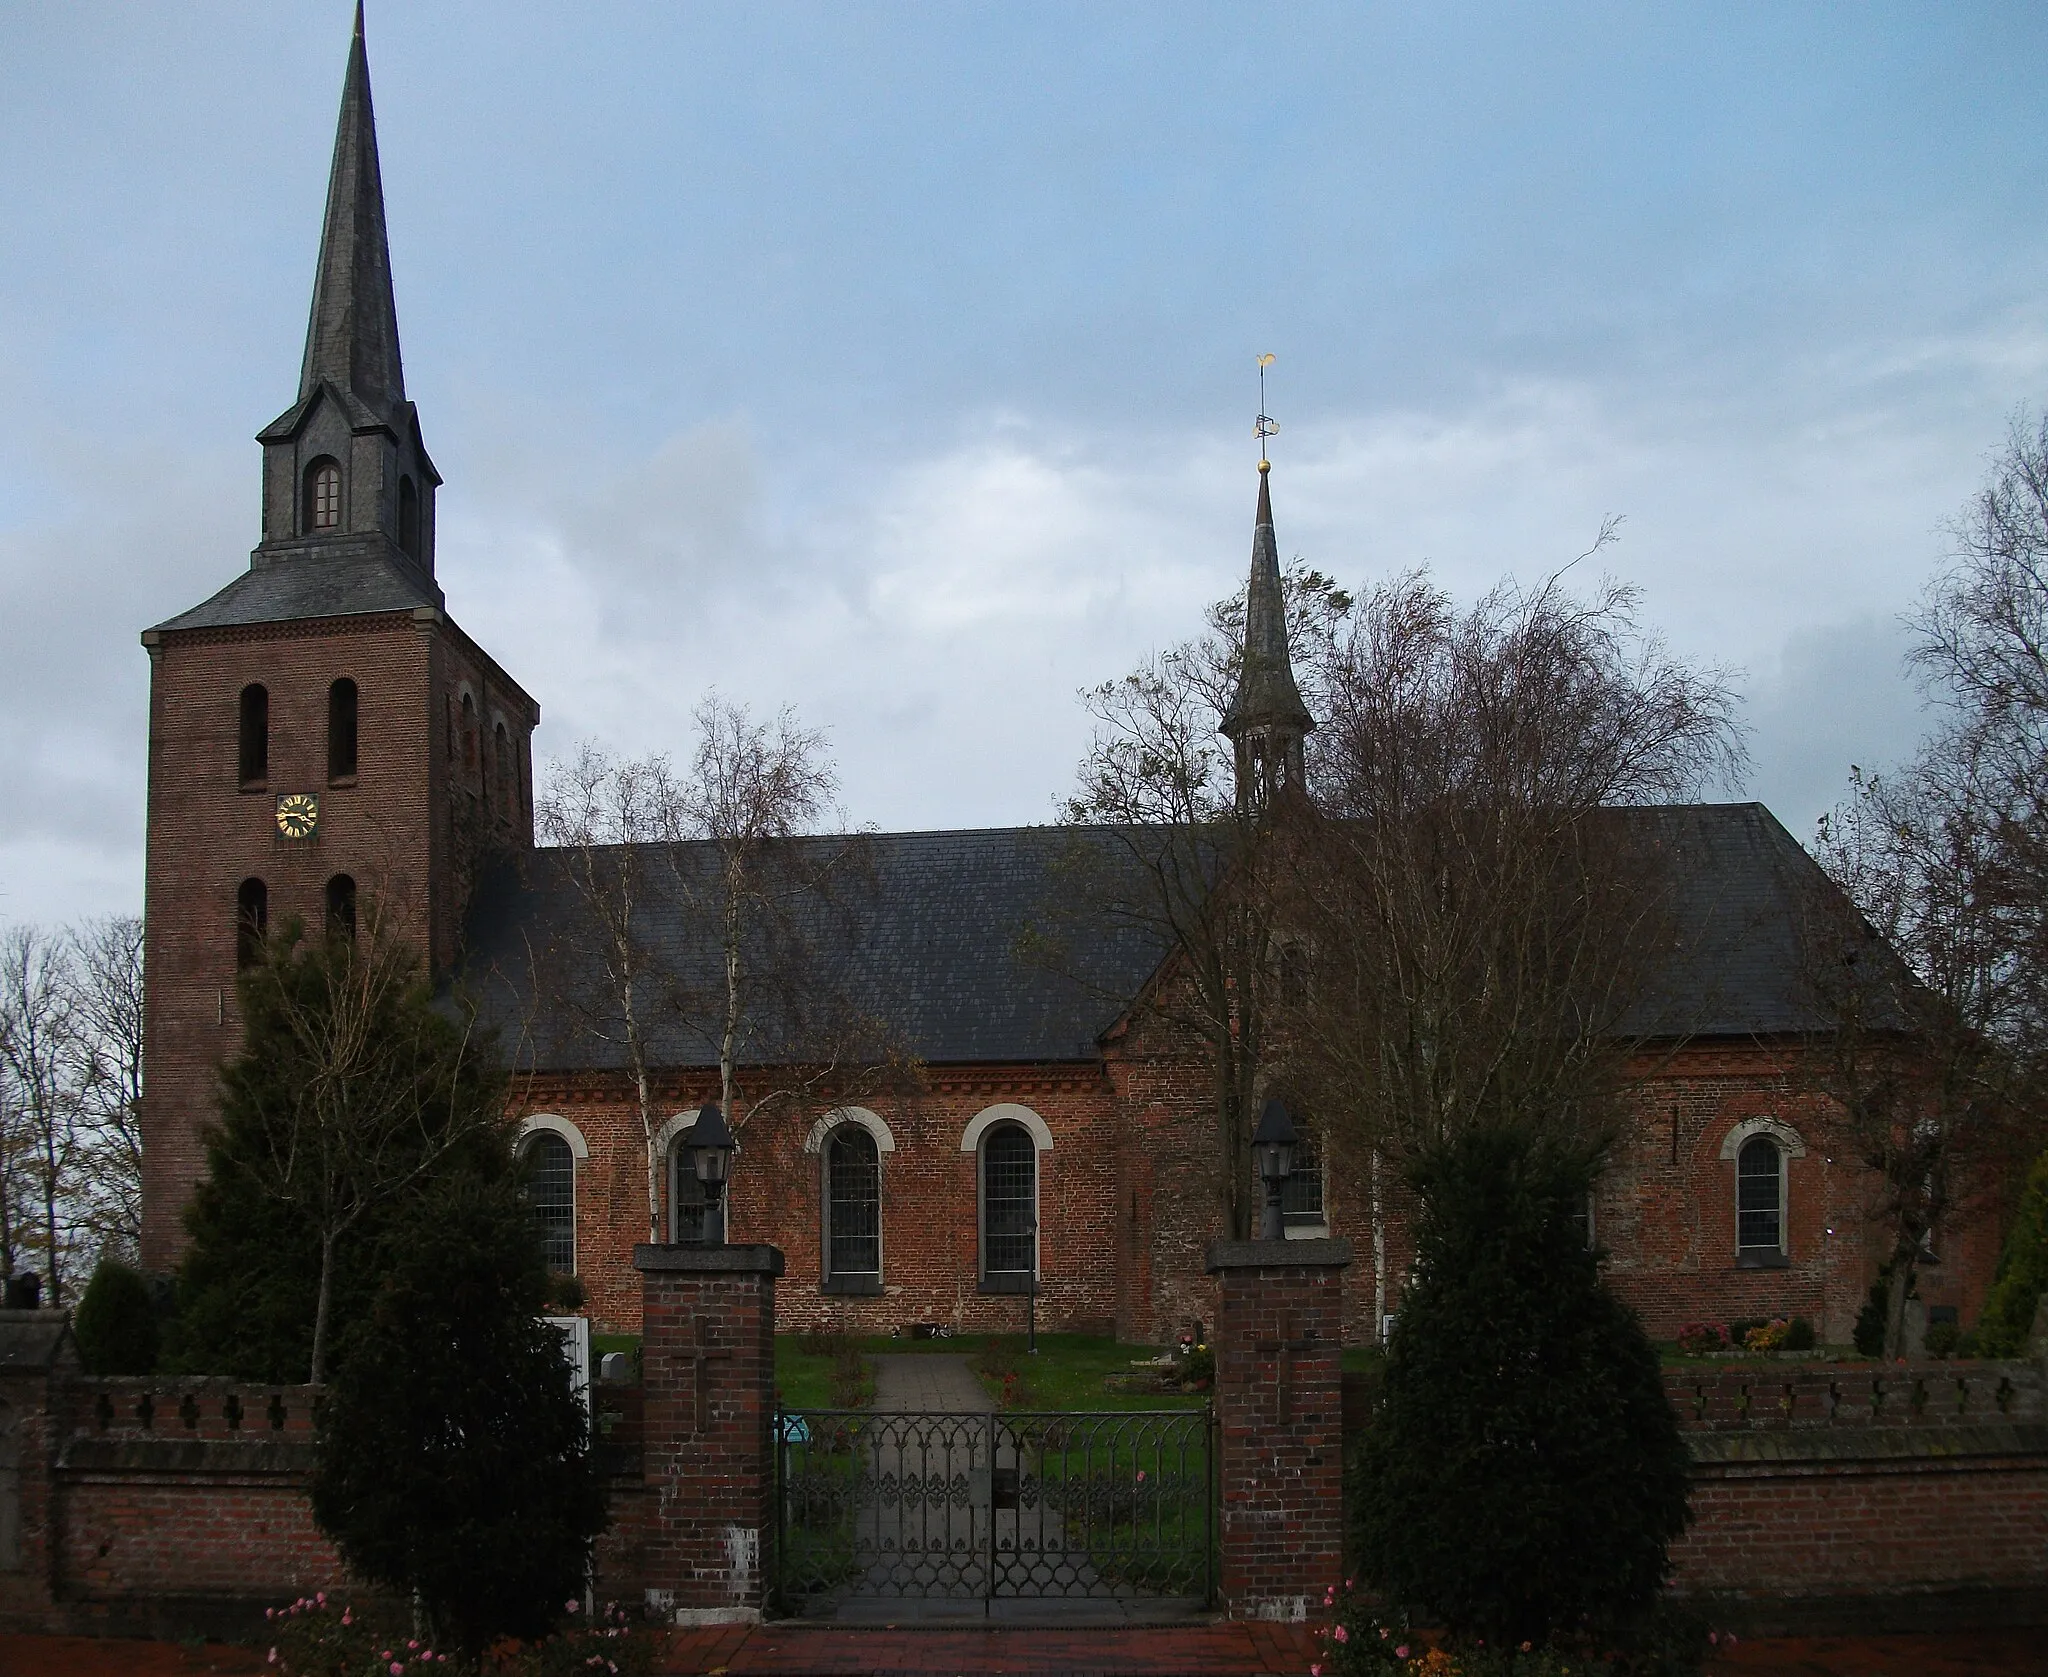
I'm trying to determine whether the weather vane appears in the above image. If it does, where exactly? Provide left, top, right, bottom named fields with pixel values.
left=1255, top=353, right=1278, bottom=467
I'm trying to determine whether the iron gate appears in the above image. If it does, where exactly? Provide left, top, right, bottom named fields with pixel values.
left=774, top=1408, right=1213, bottom=1613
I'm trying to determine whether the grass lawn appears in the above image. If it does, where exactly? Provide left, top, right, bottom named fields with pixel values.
left=773, top=1332, right=1212, bottom=1413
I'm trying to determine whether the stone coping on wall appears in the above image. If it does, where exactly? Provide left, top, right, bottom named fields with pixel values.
left=1205, top=1237, right=1353, bottom=1271
left=632, top=1242, right=785, bottom=1275
left=1687, top=1421, right=2048, bottom=1465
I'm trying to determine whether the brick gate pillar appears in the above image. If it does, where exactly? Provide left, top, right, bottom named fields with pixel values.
left=633, top=1243, right=784, bottom=1624
left=1206, top=1238, right=1351, bottom=1621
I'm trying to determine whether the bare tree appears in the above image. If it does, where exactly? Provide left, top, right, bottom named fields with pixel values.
left=1799, top=411, right=2048, bottom=1352
left=1807, top=769, right=2031, bottom=1354
left=0, top=925, right=82, bottom=1302
left=1056, top=568, right=1352, bottom=1239
left=534, top=701, right=885, bottom=1239
left=1289, top=566, right=1745, bottom=1173
left=533, top=741, right=690, bottom=1241
left=63, top=915, right=146, bottom=1264
left=682, top=696, right=839, bottom=1119
left=220, top=895, right=506, bottom=1381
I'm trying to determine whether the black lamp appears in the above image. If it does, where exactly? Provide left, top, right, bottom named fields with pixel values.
left=690, top=1101, right=735, bottom=1244
left=1252, top=1098, right=1297, bottom=1240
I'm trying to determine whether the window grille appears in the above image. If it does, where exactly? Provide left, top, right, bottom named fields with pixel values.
left=524, top=1132, right=575, bottom=1272
left=982, top=1126, right=1036, bottom=1278
left=826, top=1127, right=881, bottom=1279
left=1737, top=1137, right=1783, bottom=1252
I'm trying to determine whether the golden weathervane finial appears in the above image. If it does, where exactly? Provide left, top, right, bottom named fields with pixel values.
left=1255, top=353, right=1278, bottom=468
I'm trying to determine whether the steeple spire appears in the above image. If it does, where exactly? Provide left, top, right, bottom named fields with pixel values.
left=252, top=4, right=438, bottom=575
left=1220, top=460, right=1314, bottom=810
left=299, top=1, right=405, bottom=418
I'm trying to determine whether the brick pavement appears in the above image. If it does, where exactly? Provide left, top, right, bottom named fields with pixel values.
left=8, top=1626, right=2048, bottom=1677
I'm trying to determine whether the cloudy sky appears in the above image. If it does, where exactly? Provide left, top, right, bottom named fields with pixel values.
left=3, top=2, right=2045, bottom=929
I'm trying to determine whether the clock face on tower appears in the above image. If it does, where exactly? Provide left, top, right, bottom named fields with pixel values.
left=275, top=792, right=320, bottom=839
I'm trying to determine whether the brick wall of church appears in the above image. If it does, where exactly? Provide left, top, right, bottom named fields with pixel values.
left=139, top=608, right=536, bottom=1270
left=518, top=1030, right=2003, bottom=1357
left=512, top=1065, right=1129, bottom=1340
left=140, top=615, right=439, bottom=1271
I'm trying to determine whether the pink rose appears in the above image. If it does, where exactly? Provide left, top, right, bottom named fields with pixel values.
left=391, top=1666, right=404, bottom=1677
left=1333, top=1626, right=1348, bottom=1643
left=1395, top=1646, right=1410, bottom=1659
left=316, top=1592, right=326, bottom=1606
left=567, top=1598, right=582, bottom=1612
left=1311, top=1666, right=1321, bottom=1676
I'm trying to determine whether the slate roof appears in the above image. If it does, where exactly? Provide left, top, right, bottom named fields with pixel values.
left=0, top=1309, right=76, bottom=1373
left=149, top=541, right=442, bottom=634
left=460, top=801, right=1859, bottom=1076
left=462, top=826, right=1173, bottom=1072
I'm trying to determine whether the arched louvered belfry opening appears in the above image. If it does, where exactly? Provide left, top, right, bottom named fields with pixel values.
left=236, top=878, right=268, bottom=969
left=305, top=457, right=342, bottom=531
left=238, top=685, right=269, bottom=788
left=328, top=678, right=358, bottom=782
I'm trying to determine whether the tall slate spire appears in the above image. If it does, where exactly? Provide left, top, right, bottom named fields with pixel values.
left=1220, top=461, right=1313, bottom=809
left=299, top=1, right=405, bottom=419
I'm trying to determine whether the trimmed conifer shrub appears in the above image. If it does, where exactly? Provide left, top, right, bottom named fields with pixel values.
left=73, top=1259, right=159, bottom=1375
left=309, top=1174, right=607, bottom=1653
left=1975, top=1149, right=2048, bottom=1358
left=1351, top=1127, right=1693, bottom=1648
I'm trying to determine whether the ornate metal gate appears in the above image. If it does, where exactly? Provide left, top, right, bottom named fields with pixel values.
left=774, top=1408, right=1213, bottom=1613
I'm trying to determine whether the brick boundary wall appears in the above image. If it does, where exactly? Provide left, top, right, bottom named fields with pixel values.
left=1337, top=1352, right=2048, bottom=1633
left=1207, top=1238, right=1351, bottom=1623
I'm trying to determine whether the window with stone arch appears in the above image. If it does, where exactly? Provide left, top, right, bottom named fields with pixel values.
left=238, top=683, right=269, bottom=788
left=521, top=1129, right=576, bottom=1272
left=979, top=1123, right=1038, bottom=1290
left=236, top=877, right=268, bottom=969
left=823, top=1125, right=882, bottom=1288
left=1722, top=1116, right=1802, bottom=1266
left=460, top=692, right=477, bottom=777
left=305, top=457, right=342, bottom=531
left=328, top=677, right=358, bottom=782
left=1737, top=1136, right=1785, bottom=1259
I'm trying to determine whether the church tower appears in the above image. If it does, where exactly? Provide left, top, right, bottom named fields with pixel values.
left=137, top=6, right=540, bottom=1268
left=1220, top=461, right=1314, bottom=809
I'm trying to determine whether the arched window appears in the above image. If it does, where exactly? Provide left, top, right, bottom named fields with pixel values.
left=236, top=878, right=268, bottom=969
left=980, top=1124, right=1037, bottom=1290
left=494, top=723, right=511, bottom=816
left=824, top=1126, right=881, bottom=1287
left=238, top=684, right=269, bottom=788
left=325, top=874, right=356, bottom=941
left=1737, top=1136, right=1784, bottom=1259
left=670, top=1143, right=710, bottom=1244
left=461, top=693, right=477, bottom=776
left=522, top=1131, right=576, bottom=1272
left=398, top=475, right=419, bottom=559
left=327, top=678, right=358, bottom=782
left=305, top=458, right=342, bottom=531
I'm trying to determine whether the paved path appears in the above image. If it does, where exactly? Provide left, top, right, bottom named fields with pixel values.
left=870, top=1355, right=996, bottom=1413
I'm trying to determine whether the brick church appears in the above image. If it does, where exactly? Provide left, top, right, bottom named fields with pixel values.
left=138, top=14, right=1999, bottom=1355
